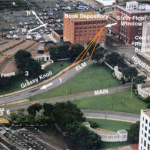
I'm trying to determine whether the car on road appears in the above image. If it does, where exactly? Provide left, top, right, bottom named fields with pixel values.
left=141, top=68, right=145, bottom=72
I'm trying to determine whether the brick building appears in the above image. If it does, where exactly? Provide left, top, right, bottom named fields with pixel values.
left=63, top=12, right=107, bottom=47
left=116, top=1, right=150, bottom=44
left=107, top=11, right=117, bottom=35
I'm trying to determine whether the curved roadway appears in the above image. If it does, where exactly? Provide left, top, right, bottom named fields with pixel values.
left=0, top=60, right=94, bottom=104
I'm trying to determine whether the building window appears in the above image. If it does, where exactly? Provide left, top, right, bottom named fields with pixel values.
left=145, top=133, right=147, bottom=138
left=144, top=140, right=146, bottom=146
left=149, top=130, right=150, bottom=134
left=80, top=31, right=82, bottom=33
left=145, top=126, right=147, bottom=131
left=142, top=124, right=144, bottom=128
left=148, top=136, right=150, bottom=141
left=84, top=27, right=87, bottom=29
left=146, top=119, right=148, bottom=124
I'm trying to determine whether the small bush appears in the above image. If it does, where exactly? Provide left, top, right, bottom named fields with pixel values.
left=121, top=77, right=125, bottom=84
left=89, top=121, right=99, bottom=128
left=112, top=72, right=116, bottom=78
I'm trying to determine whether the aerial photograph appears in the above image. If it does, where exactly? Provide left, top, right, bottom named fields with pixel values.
left=0, top=0, right=150, bottom=149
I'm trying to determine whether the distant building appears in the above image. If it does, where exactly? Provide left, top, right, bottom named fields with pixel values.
left=107, top=11, right=117, bottom=35
left=63, top=11, right=107, bottom=47
left=96, top=0, right=116, bottom=6
left=139, top=109, right=150, bottom=150
left=51, top=29, right=63, bottom=42
left=141, top=21, right=150, bottom=54
left=116, top=1, right=150, bottom=44
left=44, top=41, right=72, bottom=52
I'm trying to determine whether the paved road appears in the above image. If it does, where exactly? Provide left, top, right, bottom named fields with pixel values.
left=82, top=109, right=140, bottom=123
left=0, top=60, right=94, bottom=104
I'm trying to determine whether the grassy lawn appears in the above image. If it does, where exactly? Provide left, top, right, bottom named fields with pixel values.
left=101, top=141, right=131, bottom=149
left=31, top=65, right=120, bottom=100
left=1, top=61, right=71, bottom=95
left=86, top=118, right=133, bottom=132
left=73, top=91, right=147, bottom=114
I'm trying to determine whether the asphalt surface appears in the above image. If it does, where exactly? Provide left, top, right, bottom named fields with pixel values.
left=83, top=109, right=140, bottom=123
left=0, top=60, right=94, bottom=104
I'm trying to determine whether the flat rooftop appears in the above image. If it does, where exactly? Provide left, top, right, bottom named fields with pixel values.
left=64, top=12, right=107, bottom=22
left=143, top=110, right=150, bottom=117
left=118, top=3, right=150, bottom=14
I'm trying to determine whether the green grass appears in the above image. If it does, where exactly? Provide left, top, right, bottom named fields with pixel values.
left=31, top=65, right=120, bottom=100
left=73, top=91, right=147, bottom=114
left=101, top=141, right=131, bottom=149
left=1, top=61, right=71, bottom=95
left=86, top=118, right=133, bottom=132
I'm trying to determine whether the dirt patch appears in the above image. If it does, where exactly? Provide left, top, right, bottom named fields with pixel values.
left=1, top=41, right=45, bottom=73
left=0, top=40, right=21, bottom=52
left=0, top=59, right=18, bottom=74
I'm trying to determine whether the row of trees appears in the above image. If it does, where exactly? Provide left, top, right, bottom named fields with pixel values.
left=10, top=101, right=102, bottom=150
left=49, top=42, right=103, bottom=63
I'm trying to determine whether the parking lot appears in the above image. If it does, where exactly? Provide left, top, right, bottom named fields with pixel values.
left=0, top=0, right=104, bottom=42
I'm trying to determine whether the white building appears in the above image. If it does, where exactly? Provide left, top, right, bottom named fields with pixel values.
left=96, top=0, right=116, bottom=6
left=141, top=22, right=150, bottom=54
left=139, top=109, right=150, bottom=150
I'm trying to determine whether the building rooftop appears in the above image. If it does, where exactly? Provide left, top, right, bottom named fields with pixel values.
left=64, top=12, right=107, bottom=22
left=118, top=3, right=150, bottom=14
left=45, top=41, right=71, bottom=47
left=143, top=110, right=150, bottom=117
left=53, top=30, right=63, bottom=36
left=96, top=0, right=116, bottom=6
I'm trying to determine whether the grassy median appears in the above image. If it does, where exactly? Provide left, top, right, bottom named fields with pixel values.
left=73, top=91, right=147, bottom=114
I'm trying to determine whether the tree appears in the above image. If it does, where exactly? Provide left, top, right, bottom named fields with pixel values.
left=105, top=52, right=120, bottom=67
left=134, top=76, right=146, bottom=84
left=147, top=103, right=150, bottom=109
left=49, top=47, right=59, bottom=62
left=14, top=50, right=31, bottom=63
left=122, top=67, right=138, bottom=80
left=58, top=45, right=69, bottom=59
left=52, top=101, right=86, bottom=131
left=128, top=121, right=140, bottom=143
left=27, top=103, right=42, bottom=117
left=69, top=44, right=85, bottom=62
left=14, top=51, right=43, bottom=78
left=43, top=103, right=54, bottom=117
left=66, top=122, right=101, bottom=149
left=91, top=52, right=104, bottom=64
left=87, top=41, right=100, bottom=55
left=10, top=113, right=17, bottom=122
left=145, top=96, right=150, bottom=103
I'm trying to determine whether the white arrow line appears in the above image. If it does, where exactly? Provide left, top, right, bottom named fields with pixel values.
left=41, top=83, right=53, bottom=90
left=28, top=23, right=47, bottom=33
left=105, top=23, right=117, bottom=28
left=32, top=11, right=47, bottom=28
